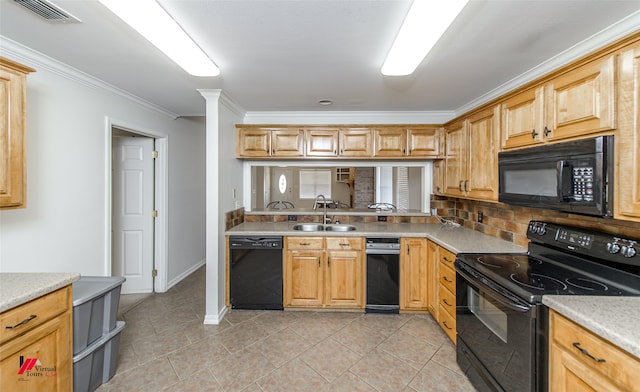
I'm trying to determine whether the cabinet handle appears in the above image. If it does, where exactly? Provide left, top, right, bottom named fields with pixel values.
left=543, top=126, right=552, bottom=137
left=531, top=129, right=538, bottom=139
left=328, top=257, right=331, bottom=267
left=572, top=342, right=606, bottom=363
left=300, top=242, right=311, bottom=246
left=464, top=180, right=469, bottom=192
left=339, top=243, right=350, bottom=247
left=443, top=276, right=453, bottom=283
left=443, top=299, right=453, bottom=307
left=318, top=260, right=321, bottom=268
left=6, top=314, right=37, bottom=329
left=442, top=321, right=453, bottom=330
left=443, top=257, right=453, bottom=264
left=459, top=181, right=464, bottom=192
left=334, top=150, right=337, bottom=155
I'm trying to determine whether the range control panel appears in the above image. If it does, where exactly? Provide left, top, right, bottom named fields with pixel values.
left=527, top=221, right=638, bottom=265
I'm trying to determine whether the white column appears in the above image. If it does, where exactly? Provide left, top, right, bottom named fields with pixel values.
left=199, top=89, right=225, bottom=324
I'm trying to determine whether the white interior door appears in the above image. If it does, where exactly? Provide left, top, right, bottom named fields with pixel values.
left=112, top=136, right=154, bottom=293
left=270, top=167, right=293, bottom=205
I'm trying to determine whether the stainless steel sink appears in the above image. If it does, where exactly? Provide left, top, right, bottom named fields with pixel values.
left=292, top=223, right=325, bottom=231
left=324, top=224, right=357, bottom=232
left=292, top=223, right=357, bottom=232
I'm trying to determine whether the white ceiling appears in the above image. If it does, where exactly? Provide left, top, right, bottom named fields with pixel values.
left=1, top=0, right=639, bottom=117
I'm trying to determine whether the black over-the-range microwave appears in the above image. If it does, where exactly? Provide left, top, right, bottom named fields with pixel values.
left=498, top=136, right=614, bottom=217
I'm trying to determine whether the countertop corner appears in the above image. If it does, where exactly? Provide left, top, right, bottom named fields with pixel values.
left=0, top=272, right=81, bottom=313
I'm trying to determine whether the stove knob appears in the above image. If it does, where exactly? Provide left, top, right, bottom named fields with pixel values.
left=607, top=242, right=621, bottom=254
left=621, top=246, right=637, bottom=258
left=536, top=226, right=546, bottom=235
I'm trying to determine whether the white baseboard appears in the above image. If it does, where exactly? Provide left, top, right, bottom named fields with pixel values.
left=165, top=259, right=206, bottom=291
left=204, top=306, right=228, bottom=325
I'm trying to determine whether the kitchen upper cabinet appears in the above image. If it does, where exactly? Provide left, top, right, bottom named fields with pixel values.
left=306, top=128, right=339, bottom=157
left=374, top=127, right=406, bottom=157
left=616, top=43, right=640, bottom=222
left=236, top=127, right=304, bottom=157
left=545, top=54, right=616, bottom=141
left=549, top=310, right=640, bottom=392
left=502, top=54, right=616, bottom=149
left=443, top=105, right=500, bottom=201
left=0, top=58, right=34, bottom=209
left=406, top=126, right=442, bottom=158
left=400, top=238, right=428, bottom=310
left=339, top=128, right=372, bottom=157
left=284, top=236, right=364, bottom=309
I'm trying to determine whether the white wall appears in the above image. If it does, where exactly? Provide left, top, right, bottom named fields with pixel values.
left=0, top=41, right=206, bottom=289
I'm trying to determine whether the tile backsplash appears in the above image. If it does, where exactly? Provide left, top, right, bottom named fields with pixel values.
left=431, top=196, right=640, bottom=247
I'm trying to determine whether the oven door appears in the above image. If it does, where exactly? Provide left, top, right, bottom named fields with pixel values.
left=455, top=264, right=537, bottom=392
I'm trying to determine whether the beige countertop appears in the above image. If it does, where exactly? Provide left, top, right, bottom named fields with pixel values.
left=0, top=272, right=81, bottom=313
left=543, top=296, right=640, bottom=358
left=226, top=222, right=527, bottom=254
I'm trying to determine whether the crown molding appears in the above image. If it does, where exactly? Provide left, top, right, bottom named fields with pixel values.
left=242, top=110, right=456, bottom=125
left=0, top=36, right=180, bottom=120
left=456, top=10, right=640, bottom=116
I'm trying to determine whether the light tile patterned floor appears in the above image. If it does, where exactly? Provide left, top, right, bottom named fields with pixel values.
left=97, top=266, right=477, bottom=391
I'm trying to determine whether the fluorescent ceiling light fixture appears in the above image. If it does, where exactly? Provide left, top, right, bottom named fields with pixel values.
left=382, top=0, right=468, bottom=76
left=98, top=0, right=219, bottom=76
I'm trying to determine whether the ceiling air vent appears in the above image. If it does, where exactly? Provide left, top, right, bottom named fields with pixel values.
left=14, top=0, right=81, bottom=23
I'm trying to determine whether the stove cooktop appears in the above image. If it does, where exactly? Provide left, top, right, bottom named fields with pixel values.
left=456, top=249, right=640, bottom=304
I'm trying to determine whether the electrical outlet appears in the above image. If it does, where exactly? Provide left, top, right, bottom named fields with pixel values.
left=378, top=216, right=387, bottom=222
left=478, top=212, right=484, bottom=223
left=431, top=208, right=437, bottom=216
left=288, top=215, right=297, bottom=222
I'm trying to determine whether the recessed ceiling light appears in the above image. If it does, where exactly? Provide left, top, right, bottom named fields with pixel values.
left=382, top=0, right=468, bottom=76
left=318, top=99, right=333, bottom=106
left=98, top=0, right=220, bottom=77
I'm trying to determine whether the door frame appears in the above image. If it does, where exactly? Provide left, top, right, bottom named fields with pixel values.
left=104, top=116, right=169, bottom=293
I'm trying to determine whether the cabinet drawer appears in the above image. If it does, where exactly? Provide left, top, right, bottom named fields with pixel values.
left=438, top=304, right=456, bottom=343
left=326, top=237, right=363, bottom=250
left=439, top=247, right=456, bottom=267
left=439, top=263, right=456, bottom=293
left=286, top=237, right=324, bottom=250
left=0, top=286, right=71, bottom=345
left=550, top=311, right=640, bottom=391
left=438, top=285, right=456, bottom=317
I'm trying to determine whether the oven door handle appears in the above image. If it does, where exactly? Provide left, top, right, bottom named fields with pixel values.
left=457, top=267, right=533, bottom=314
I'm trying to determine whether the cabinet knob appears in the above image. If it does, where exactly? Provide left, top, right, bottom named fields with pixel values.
left=543, top=126, right=552, bottom=137
left=531, top=129, right=538, bottom=139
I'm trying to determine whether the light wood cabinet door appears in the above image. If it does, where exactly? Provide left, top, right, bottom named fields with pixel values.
left=549, top=310, right=640, bottom=392
left=426, top=240, right=439, bottom=318
left=616, top=44, right=640, bottom=222
left=406, top=127, right=442, bottom=158
left=502, top=86, right=545, bottom=149
left=467, top=105, right=500, bottom=201
left=271, top=129, right=304, bottom=157
left=0, top=58, right=34, bottom=209
left=236, top=128, right=271, bottom=157
left=284, top=250, right=324, bottom=307
left=443, top=120, right=467, bottom=197
left=0, top=286, right=72, bottom=391
left=339, top=128, right=372, bottom=157
left=306, top=128, right=338, bottom=157
left=374, top=128, right=406, bottom=157
left=400, top=238, right=428, bottom=310
left=546, top=54, right=615, bottom=141
left=432, top=160, right=444, bottom=195
left=326, top=249, right=364, bottom=308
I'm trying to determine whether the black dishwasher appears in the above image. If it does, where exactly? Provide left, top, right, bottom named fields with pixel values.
left=229, top=236, right=283, bottom=310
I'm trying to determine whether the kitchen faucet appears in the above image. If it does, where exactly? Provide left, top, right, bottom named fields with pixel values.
left=313, top=194, right=331, bottom=224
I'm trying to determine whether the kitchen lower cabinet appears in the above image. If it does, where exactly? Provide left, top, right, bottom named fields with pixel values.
left=437, top=246, right=457, bottom=343
left=400, top=238, right=428, bottom=311
left=284, top=236, right=364, bottom=309
left=0, top=286, right=72, bottom=391
left=549, top=310, right=640, bottom=392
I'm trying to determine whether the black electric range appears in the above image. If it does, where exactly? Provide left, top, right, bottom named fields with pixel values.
left=454, top=221, right=640, bottom=392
